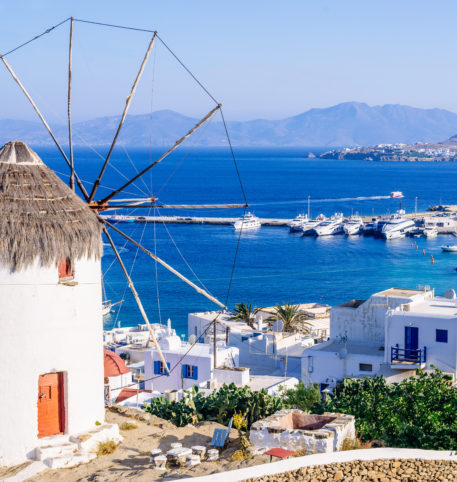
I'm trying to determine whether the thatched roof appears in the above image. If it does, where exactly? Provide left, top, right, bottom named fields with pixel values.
left=0, top=141, right=103, bottom=271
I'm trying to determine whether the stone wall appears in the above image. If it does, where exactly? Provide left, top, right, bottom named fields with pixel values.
left=249, top=409, right=355, bottom=453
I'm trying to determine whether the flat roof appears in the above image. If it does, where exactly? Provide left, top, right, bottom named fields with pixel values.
left=309, top=341, right=385, bottom=358
left=403, top=297, right=457, bottom=317
left=248, top=375, right=297, bottom=392
left=374, top=288, right=427, bottom=298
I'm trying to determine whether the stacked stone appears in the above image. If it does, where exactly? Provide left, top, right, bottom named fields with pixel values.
left=248, top=459, right=457, bottom=481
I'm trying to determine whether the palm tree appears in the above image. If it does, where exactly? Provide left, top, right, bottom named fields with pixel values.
left=266, top=302, right=312, bottom=334
left=228, top=302, right=258, bottom=329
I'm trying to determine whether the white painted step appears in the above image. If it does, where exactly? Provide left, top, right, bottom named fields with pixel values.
left=35, top=442, right=78, bottom=461
left=70, top=423, right=122, bottom=452
left=43, top=451, right=96, bottom=469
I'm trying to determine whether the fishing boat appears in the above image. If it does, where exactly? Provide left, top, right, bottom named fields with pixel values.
left=441, top=245, right=457, bottom=252
left=233, top=212, right=261, bottom=231
left=343, top=215, right=364, bottom=236
left=390, top=191, right=404, bottom=198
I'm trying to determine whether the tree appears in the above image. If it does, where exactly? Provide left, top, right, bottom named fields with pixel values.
left=228, top=302, right=258, bottom=329
left=266, top=302, right=312, bottom=334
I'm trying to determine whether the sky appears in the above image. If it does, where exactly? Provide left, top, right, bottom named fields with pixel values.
left=1, top=0, right=457, bottom=122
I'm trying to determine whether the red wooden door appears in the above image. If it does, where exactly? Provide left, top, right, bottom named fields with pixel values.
left=38, top=373, right=64, bottom=438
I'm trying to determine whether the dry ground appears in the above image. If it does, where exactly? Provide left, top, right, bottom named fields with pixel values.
left=27, top=407, right=270, bottom=481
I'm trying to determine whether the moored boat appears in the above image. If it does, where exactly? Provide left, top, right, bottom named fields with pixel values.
left=312, top=213, right=344, bottom=236
left=233, top=212, right=261, bottom=231
left=343, top=215, right=364, bottom=236
left=289, top=214, right=309, bottom=232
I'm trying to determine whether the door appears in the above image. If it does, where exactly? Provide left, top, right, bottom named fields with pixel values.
left=38, top=373, right=65, bottom=438
left=404, top=326, right=419, bottom=361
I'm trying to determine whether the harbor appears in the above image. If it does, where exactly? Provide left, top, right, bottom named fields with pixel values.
left=101, top=204, right=457, bottom=235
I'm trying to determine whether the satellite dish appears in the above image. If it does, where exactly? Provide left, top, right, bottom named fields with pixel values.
left=189, top=334, right=197, bottom=344
left=444, top=289, right=456, bottom=299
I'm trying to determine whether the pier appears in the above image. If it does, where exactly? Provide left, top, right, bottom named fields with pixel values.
left=131, top=215, right=293, bottom=226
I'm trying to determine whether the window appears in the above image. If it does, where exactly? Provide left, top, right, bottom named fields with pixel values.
left=58, top=257, right=74, bottom=280
left=153, top=360, right=170, bottom=376
left=436, top=329, right=448, bottom=343
left=359, top=363, right=373, bottom=372
left=182, top=364, right=198, bottom=380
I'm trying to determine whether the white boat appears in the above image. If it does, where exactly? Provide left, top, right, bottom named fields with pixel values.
left=311, top=213, right=344, bottom=236
left=301, top=214, right=326, bottom=236
left=343, top=215, right=364, bottom=236
left=381, top=214, right=415, bottom=240
left=390, top=191, right=404, bottom=198
left=233, top=212, right=261, bottom=231
left=100, top=214, right=135, bottom=223
left=441, top=245, right=457, bottom=252
left=423, top=226, right=438, bottom=238
left=289, top=214, right=309, bottom=232
left=102, top=302, right=112, bottom=316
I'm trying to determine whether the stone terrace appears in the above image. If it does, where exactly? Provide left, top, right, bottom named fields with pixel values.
left=248, top=458, right=457, bottom=481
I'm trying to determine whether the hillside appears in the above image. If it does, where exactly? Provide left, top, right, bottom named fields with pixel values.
left=2, top=102, right=457, bottom=147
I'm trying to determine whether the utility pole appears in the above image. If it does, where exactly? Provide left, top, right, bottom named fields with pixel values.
left=213, top=318, right=217, bottom=369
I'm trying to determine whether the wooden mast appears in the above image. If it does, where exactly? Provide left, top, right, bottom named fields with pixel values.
left=0, top=56, right=90, bottom=201
left=67, top=17, right=75, bottom=191
left=103, top=227, right=171, bottom=376
left=88, top=33, right=157, bottom=203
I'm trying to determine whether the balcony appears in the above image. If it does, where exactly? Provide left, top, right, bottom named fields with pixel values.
left=391, top=344, right=427, bottom=369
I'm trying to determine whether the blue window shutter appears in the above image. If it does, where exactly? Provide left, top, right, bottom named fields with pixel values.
left=167, top=362, right=171, bottom=376
left=154, top=360, right=160, bottom=375
left=182, top=364, right=187, bottom=378
left=193, top=365, right=198, bottom=380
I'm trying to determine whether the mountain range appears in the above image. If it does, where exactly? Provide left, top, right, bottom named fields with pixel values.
left=2, top=102, right=457, bottom=148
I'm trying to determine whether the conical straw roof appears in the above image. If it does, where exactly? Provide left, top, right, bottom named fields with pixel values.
left=0, top=141, right=102, bottom=271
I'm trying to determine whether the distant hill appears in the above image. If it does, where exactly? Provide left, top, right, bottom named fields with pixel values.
left=3, top=102, right=457, bottom=147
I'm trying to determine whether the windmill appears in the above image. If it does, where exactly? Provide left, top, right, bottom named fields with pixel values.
left=0, top=17, right=248, bottom=374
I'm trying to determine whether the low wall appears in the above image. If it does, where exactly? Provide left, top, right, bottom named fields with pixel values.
left=249, top=409, right=355, bottom=453
left=180, top=448, right=457, bottom=482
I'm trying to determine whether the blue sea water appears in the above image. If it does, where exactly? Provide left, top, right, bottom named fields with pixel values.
left=36, top=146, right=457, bottom=337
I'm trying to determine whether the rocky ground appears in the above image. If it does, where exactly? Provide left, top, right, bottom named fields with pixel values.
left=249, top=459, right=457, bottom=481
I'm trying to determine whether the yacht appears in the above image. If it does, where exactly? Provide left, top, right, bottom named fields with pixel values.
left=390, top=191, right=404, bottom=198
left=381, top=214, right=415, bottom=240
left=101, top=214, right=135, bottom=223
left=289, top=214, right=309, bottom=233
left=311, top=213, right=345, bottom=236
left=233, top=212, right=261, bottom=231
left=423, top=226, right=438, bottom=238
left=301, top=214, right=326, bottom=236
left=343, top=215, right=364, bottom=235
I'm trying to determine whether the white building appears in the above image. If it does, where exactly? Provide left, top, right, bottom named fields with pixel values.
left=188, top=307, right=328, bottom=379
left=104, top=349, right=133, bottom=402
left=0, top=141, right=106, bottom=466
left=302, top=288, right=440, bottom=389
left=144, top=322, right=239, bottom=393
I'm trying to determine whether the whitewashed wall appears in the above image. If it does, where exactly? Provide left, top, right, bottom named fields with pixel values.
left=385, top=310, right=457, bottom=373
left=0, top=257, right=104, bottom=466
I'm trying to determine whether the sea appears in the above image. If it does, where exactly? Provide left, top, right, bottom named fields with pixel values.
left=36, top=146, right=457, bottom=337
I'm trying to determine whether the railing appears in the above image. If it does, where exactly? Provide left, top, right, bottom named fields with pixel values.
left=391, top=344, right=427, bottom=364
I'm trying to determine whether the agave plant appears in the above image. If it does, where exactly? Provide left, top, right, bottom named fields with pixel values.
left=266, top=302, right=312, bottom=334
left=228, top=302, right=258, bottom=329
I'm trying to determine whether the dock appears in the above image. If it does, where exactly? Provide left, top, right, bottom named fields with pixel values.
left=131, top=216, right=292, bottom=226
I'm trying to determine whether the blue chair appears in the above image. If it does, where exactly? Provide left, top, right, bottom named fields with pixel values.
left=210, top=417, right=233, bottom=448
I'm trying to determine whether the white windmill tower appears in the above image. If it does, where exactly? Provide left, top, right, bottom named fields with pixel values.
left=0, top=141, right=107, bottom=465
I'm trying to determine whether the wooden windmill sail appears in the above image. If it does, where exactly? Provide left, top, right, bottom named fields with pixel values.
left=0, top=17, right=247, bottom=375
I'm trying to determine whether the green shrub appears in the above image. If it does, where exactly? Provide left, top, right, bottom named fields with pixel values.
left=143, top=383, right=285, bottom=428
left=282, top=381, right=322, bottom=412
left=325, top=368, right=457, bottom=450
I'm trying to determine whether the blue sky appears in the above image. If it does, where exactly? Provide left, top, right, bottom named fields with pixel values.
left=1, top=0, right=457, bottom=122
